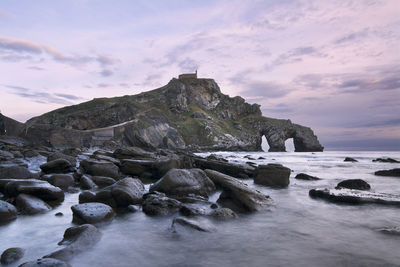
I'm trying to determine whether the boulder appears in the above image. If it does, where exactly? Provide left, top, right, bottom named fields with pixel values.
left=309, top=188, right=400, bottom=206
left=142, top=191, right=182, bottom=216
left=47, top=152, right=77, bottom=166
left=204, top=169, right=273, bottom=212
left=5, top=179, right=64, bottom=202
left=295, top=173, right=321, bottom=180
left=61, top=148, right=81, bottom=157
left=0, top=165, right=39, bottom=179
left=344, top=157, right=358, bottom=162
left=80, top=159, right=119, bottom=179
left=91, top=154, right=121, bottom=166
left=44, top=224, right=102, bottom=261
left=1, top=247, right=24, bottom=265
left=79, top=178, right=144, bottom=208
left=373, top=158, right=400, bottom=163
left=90, top=176, right=116, bottom=187
left=171, top=217, right=215, bottom=232
left=0, top=200, right=17, bottom=223
left=42, top=174, right=75, bottom=190
left=71, top=203, right=115, bottom=224
left=336, top=179, right=371, bottom=190
left=0, top=150, right=14, bottom=160
left=16, top=194, right=52, bottom=214
left=374, top=168, right=400, bottom=177
left=150, top=168, right=216, bottom=197
left=113, top=147, right=155, bottom=160
left=80, top=175, right=97, bottom=190
left=40, top=159, right=74, bottom=174
left=19, top=258, right=71, bottom=267
left=210, top=207, right=238, bottom=220
left=120, top=158, right=180, bottom=180
left=254, top=164, right=291, bottom=187
left=192, top=157, right=255, bottom=179
left=23, top=149, right=40, bottom=158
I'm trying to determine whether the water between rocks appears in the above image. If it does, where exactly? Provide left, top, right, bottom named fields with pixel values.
left=1, top=151, right=399, bottom=267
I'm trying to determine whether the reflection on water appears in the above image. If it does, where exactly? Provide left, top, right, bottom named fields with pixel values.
left=1, top=151, right=400, bottom=266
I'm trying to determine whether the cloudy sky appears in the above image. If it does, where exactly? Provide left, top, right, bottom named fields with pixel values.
left=0, top=0, right=399, bottom=150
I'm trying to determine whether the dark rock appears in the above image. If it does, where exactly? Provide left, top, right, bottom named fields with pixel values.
left=295, top=173, right=321, bottom=180
left=47, top=152, right=77, bottom=166
left=1, top=247, right=24, bottom=264
left=378, top=226, right=400, bottom=235
left=336, top=179, right=371, bottom=190
left=244, top=155, right=256, bottom=160
left=179, top=205, right=207, bottom=216
left=344, top=157, right=358, bottom=162
left=44, top=224, right=102, bottom=261
left=127, top=205, right=140, bottom=213
left=191, top=112, right=207, bottom=119
left=254, top=164, right=291, bottom=187
left=61, top=148, right=81, bottom=157
left=210, top=203, right=218, bottom=209
left=16, top=194, right=52, bottom=214
left=210, top=207, right=238, bottom=220
left=373, top=158, right=400, bottom=163
left=193, top=157, right=255, bottom=179
left=258, top=157, right=266, bottom=160
left=309, top=188, right=400, bottom=206
left=90, top=176, right=116, bottom=187
left=40, top=159, right=74, bottom=174
left=55, top=212, right=63, bottom=216
left=79, top=178, right=144, bottom=208
left=374, top=168, right=400, bottom=177
left=204, top=169, right=273, bottom=212
left=0, top=150, right=14, bottom=160
left=80, top=159, right=119, bottom=179
left=5, top=179, right=64, bottom=202
left=142, top=191, right=181, bottom=216
left=80, top=175, right=97, bottom=190
left=120, top=158, right=180, bottom=180
left=19, top=258, right=71, bottom=267
left=0, top=200, right=17, bottom=223
left=23, top=150, right=40, bottom=158
left=91, top=154, right=120, bottom=166
left=42, top=174, right=75, bottom=190
left=0, top=165, right=39, bottom=179
left=171, top=217, right=215, bottom=232
left=205, top=154, right=228, bottom=162
left=71, top=202, right=115, bottom=224
left=150, top=168, right=216, bottom=197
left=113, top=147, right=155, bottom=160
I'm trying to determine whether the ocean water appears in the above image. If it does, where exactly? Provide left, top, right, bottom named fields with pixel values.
left=1, top=151, right=400, bottom=267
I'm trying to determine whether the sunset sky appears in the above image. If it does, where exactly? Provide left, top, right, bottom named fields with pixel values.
left=0, top=0, right=399, bottom=150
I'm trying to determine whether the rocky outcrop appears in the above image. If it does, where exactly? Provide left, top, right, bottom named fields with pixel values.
left=2, top=77, right=322, bottom=152
left=335, top=179, right=371, bottom=190
left=295, top=173, right=321, bottom=180
left=1, top=247, right=24, bottom=265
left=374, top=168, right=400, bottom=177
left=254, top=164, right=291, bottom=187
left=4, top=179, right=64, bottom=202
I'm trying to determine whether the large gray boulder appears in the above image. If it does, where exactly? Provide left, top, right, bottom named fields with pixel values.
left=336, top=179, right=371, bottom=190
left=45, top=224, right=102, bottom=261
left=16, top=194, right=52, bottom=214
left=5, top=179, right=64, bottom=202
left=41, top=174, right=75, bottom=191
left=113, top=147, right=155, bottom=160
left=1, top=247, right=24, bottom=265
left=150, top=168, right=216, bottom=197
left=71, top=202, right=115, bottom=224
left=171, top=217, right=215, bottom=232
left=142, top=191, right=182, bottom=216
left=40, top=159, right=74, bottom=174
left=80, top=158, right=119, bottom=179
left=19, top=258, right=71, bottom=267
left=374, top=168, right=400, bottom=177
left=192, top=157, right=255, bottom=179
left=120, top=158, right=180, bottom=180
left=79, top=178, right=144, bottom=208
left=0, top=200, right=17, bottom=223
left=254, top=164, right=291, bottom=187
left=47, top=152, right=77, bottom=166
left=0, top=165, right=39, bottom=179
left=204, top=169, right=273, bottom=212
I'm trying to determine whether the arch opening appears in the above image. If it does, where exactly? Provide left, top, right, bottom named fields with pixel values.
left=261, top=135, right=270, bottom=152
left=285, top=138, right=295, bottom=152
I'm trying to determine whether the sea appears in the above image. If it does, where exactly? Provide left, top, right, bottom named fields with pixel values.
left=1, top=151, right=399, bottom=267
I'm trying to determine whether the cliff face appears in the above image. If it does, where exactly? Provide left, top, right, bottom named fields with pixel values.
left=3, top=77, right=323, bottom=152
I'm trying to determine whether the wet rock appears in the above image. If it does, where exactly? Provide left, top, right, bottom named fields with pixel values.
left=19, top=258, right=71, bottom=267
left=254, top=164, right=291, bottom=187
left=210, top=207, right=238, bottom=220
left=205, top=154, right=228, bottom=162
left=42, top=174, right=75, bottom=191
left=344, top=157, right=358, bottom=162
left=172, top=217, right=215, bottom=232
left=373, top=158, right=400, bottom=163
left=61, top=148, right=81, bottom=157
left=1, top=247, right=24, bottom=264
left=44, top=224, right=102, bottom=261
left=142, top=191, right=182, bottom=216
left=179, top=205, right=207, bottom=216
left=295, top=173, right=321, bottom=180
left=0, top=150, right=14, bottom=160
left=0, top=165, right=39, bottom=179
left=16, top=194, right=52, bottom=214
left=80, top=175, right=98, bottom=190
left=193, top=157, right=255, bottom=179
left=80, top=159, right=119, bottom=179
left=113, top=147, right=155, bottom=160
left=40, top=159, right=74, bottom=174
left=309, top=188, right=400, bottom=206
left=204, top=169, right=273, bottom=212
left=23, top=150, right=40, bottom=158
left=374, top=168, right=400, bottom=177
left=336, top=179, right=371, bottom=190
left=258, top=157, right=266, bottom=160
left=71, top=202, right=115, bottom=224
left=47, top=152, right=77, bottom=166
left=5, top=179, right=64, bottom=202
left=244, top=155, right=256, bottom=160
left=378, top=226, right=400, bottom=235
left=120, top=158, right=180, bottom=180
left=55, top=212, right=63, bottom=216
left=127, top=205, right=140, bottom=213
left=91, top=154, right=121, bottom=166
left=150, top=168, right=216, bottom=197
left=79, top=178, right=144, bottom=208
left=0, top=200, right=17, bottom=223
left=90, top=176, right=116, bottom=187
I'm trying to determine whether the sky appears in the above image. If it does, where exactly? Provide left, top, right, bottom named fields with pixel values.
left=0, top=0, right=399, bottom=151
